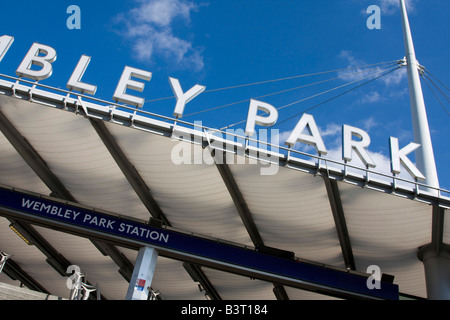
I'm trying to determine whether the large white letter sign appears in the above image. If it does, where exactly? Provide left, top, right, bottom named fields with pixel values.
left=389, top=137, right=425, bottom=180
left=342, top=124, right=376, bottom=168
left=0, top=35, right=14, bottom=62
left=113, top=66, right=152, bottom=108
left=169, top=77, right=206, bottom=118
left=67, top=55, right=97, bottom=95
left=16, top=43, right=57, bottom=80
left=245, top=99, right=278, bottom=137
left=285, top=113, right=327, bottom=155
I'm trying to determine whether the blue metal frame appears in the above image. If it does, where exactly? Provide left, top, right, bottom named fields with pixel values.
left=0, top=186, right=399, bottom=299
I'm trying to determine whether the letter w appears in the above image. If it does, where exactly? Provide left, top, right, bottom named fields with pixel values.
left=22, top=198, right=35, bottom=208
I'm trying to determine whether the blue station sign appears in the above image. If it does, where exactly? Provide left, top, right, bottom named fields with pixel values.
left=0, top=185, right=399, bottom=300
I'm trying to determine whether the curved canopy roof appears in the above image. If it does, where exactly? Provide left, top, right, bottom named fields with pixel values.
left=0, top=77, right=448, bottom=300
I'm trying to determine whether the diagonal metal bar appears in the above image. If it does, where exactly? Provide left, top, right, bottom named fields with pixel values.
left=0, top=109, right=114, bottom=299
left=1, top=256, right=50, bottom=294
left=183, top=262, right=221, bottom=300
left=0, top=109, right=80, bottom=282
left=273, top=283, right=289, bottom=300
left=91, top=240, right=135, bottom=282
left=0, top=110, right=218, bottom=300
left=89, top=118, right=169, bottom=225
left=213, top=150, right=290, bottom=299
left=89, top=118, right=220, bottom=299
left=7, top=217, right=106, bottom=300
left=323, top=176, right=356, bottom=270
left=0, top=110, right=75, bottom=201
left=8, top=218, right=72, bottom=276
left=214, top=152, right=264, bottom=245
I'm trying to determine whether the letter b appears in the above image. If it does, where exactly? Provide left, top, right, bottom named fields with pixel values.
left=16, top=43, right=57, bottom=80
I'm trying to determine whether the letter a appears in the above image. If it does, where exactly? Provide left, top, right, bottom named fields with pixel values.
left=366, top=5, right=381, bottom=30
left=67, top=5, right=81, bottom=30
left=366, top=265, right=381, bottom=290
left=285, top=113, right=327, bottom=156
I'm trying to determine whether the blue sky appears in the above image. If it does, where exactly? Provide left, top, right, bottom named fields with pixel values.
left=0, top=0, right=448, bottom=190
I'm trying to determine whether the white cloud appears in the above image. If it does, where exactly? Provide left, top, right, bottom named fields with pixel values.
left=358, top=91, right=381, bottom=104
left=337, top=51, right=407, bottom=105
left=337, top=51, right=385, bottom=83
left=338, top=50, right=406, bottom=85
left=321, top=123, right=342, bottom=137
left=360, top=116, right=379, bottom=131
left=130, top=0, right=195, bottom=27
left=115, top=0, right=204, bottom=71
left=382, top=67, right=407, bottom=86
left=380, top=0, right=417, bottom=15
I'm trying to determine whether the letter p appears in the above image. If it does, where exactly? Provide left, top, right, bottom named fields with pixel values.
left=245, top=99, right=278, bottom=137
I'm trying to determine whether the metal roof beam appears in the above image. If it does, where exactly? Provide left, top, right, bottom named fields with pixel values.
left=0, top=110, right=75, bottom=201
left=1, top=256, right=49, bottom=294
left=8, top=217, right=107, bottom=300
left=273, top=283, right=289, bottom=300
left=89, top=118, right=169, bottom=225
left=214, top=151, right=264, bottom=246
left=89, top=118, right=219, bottom=299
left=183, top=263, right=221, bottom=300
left=0, top=108, right=116, bottom=299
left=214, top=151, right=291, bottom=300
left=91, top=240, right=135, bottom=282
left=8, top=218, right=72, bottom=276
left=323, top=176, right=356, bottom=270
left=90, top=118, right=225, bottom=299
left=7, top=217, right=103, bottom=299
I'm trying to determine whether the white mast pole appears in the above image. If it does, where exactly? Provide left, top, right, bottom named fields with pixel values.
left=399, top=0, right=439, bottom=194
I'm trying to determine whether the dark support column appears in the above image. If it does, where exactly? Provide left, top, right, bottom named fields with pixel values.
left=417, top=205, right=450, bottom=300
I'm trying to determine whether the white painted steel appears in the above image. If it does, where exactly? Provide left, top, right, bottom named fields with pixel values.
left=399, top=0, right=440, bottom=193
